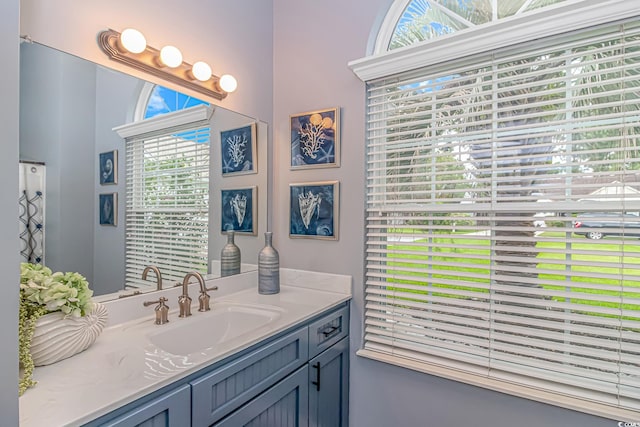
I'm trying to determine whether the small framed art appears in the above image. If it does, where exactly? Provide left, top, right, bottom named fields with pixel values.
left=221, top=187, right=257, bottom=235
left=99, top=150, right=117, bottom=185
left=221, top=123, right=257, bottom=175
left=290, top=107, right=339, bottom=169
left=289, top=181, right=339, bottom=240
left=99, top=193, right=117, bottom=226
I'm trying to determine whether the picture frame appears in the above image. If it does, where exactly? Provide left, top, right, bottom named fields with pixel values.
left=289, top=181, right=339, bottom=240
left=221, top=186, right=257, bottom=235
left=99, top=193, right=117, bottom=226
left=99, top=150, right=117, bottom=185
left=220, top=123, right=257, bottom=176
left=290, top=107, right=340, bottom=169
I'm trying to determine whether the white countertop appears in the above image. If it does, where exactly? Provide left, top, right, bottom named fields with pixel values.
left=19, top=269, right=352, bottom=427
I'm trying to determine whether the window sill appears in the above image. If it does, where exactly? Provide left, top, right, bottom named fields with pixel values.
left=357, top=349, right=639, bottom=423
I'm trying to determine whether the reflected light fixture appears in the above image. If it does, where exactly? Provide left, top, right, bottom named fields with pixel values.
left=98, top=29, right=236, bottom=101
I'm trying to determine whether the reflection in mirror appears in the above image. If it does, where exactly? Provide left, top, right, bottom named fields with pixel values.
left=18, top=42, right=268, bottom=300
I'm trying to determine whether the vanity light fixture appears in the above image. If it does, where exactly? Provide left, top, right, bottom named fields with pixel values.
left=191, top=61, right=212, bottom=82
left=159, top=45, right=183, bottom=68
left=119, top=28, right=146, bottom=54
left=98, top=28, right=236, bottom=100
left=219, top=74, right=238, bottom=93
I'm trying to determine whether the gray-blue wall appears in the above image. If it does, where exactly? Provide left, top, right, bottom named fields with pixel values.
left=272, top=0, right=613, bottom=425
left=1, top=0, right=20, bottom=424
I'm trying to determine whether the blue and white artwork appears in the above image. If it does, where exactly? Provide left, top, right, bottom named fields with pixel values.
left=221, top=123, right=257, bottom=175
left=289, top=181, right=339, bottom=240
left=99, top=150, right=117, bottom=185
left=221, top=187, right=256, bottom=234
left=290, top=108, right=340, bottom=169
left=99, top=193, right=117, bottom=226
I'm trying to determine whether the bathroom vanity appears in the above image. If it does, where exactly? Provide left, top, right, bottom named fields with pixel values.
left=19, top=269, right=351, bottom=427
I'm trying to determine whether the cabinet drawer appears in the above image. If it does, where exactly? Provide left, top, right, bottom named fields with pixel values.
left=191, top=327, right=309, bottom=427
left=308, top=305, right=349, bottom=359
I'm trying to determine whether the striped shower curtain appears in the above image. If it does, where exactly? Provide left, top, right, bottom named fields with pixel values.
left=19, top=161, right=45, bottom=264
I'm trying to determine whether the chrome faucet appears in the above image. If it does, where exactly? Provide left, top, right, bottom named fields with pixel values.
left=142, top=265, right=163, bottom=291
left=180, top=271, right=218, bottom=315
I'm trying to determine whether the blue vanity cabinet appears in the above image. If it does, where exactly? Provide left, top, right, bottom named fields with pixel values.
left=84, top=302, right=350, bottom=427
left=97, top=384, right=191, bottom=427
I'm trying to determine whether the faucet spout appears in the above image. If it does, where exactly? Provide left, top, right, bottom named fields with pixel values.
left=178, top=272, right=199, bottom=318
left=142, top=265, right=163, bottom=291
left=182, top=271, right=217, bottom=312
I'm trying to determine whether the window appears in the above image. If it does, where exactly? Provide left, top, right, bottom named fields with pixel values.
left=388, top=0, right=568, bottom=50
left=116, top=105, right=212, bottom=289
left=357, top=0, right=640, bottom=419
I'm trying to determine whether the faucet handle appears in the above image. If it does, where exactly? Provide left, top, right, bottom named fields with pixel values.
left=143, top=297, right=169, bottom=325
left=178, top=294, right=192, bottom=317
left=197, top=285, right=218, bottom=312
left=143, top=296, right=168, bottom=307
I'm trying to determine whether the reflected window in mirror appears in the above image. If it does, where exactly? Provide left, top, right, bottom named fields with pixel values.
left=120, top=87, right=212, bottom=291
left=136, top=83, right=209, bottom=120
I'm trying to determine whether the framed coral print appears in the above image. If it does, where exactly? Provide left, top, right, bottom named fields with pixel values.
left=99, top=150, right=117, bottom=185
left=99, top=193, right=117, bottom=226
left=289, top=181, right=339, bottom=240
left=221, top=187, right=257, bottom=235
left=220, top=123, right=257, bottom=176
left=290, top=107, right=340, bottom=169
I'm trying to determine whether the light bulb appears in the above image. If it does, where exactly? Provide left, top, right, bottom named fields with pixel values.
left=159, top=45, right=183, bottom=68
left=120, top=28, right=146, bottom=54
left=219, top=74, right=238, bottom=93
left=192, top=61, right=212, bottom=81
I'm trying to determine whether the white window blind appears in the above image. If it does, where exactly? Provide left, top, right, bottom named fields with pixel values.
left=125, top=122, right=210, bottom=289
left=365, top=21, right=640, bottom=413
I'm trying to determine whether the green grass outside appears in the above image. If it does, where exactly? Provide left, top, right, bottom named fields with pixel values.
left=384, top=231, right=640, bottom=317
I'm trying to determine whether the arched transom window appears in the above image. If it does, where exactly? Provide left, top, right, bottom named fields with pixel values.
left=386, top=0, right=568, bottom=50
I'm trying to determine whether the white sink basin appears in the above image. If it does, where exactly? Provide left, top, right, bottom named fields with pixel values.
left=147, top=303, right=283, bottom=356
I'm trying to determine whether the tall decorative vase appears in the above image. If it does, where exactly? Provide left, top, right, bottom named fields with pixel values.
left=258, top=232, right=280, bottom=294
left=221, top=231, right=241, bottom=277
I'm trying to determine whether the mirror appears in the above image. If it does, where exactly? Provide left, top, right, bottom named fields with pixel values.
left=19, top=41, right=268, bottom=299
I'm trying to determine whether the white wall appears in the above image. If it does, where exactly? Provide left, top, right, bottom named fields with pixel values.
left=273, top=1, right=610, bottom=426
left=0, top=0, right=20, bottom=424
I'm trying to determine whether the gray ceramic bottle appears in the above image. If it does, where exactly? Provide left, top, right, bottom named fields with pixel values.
left=258, top=232, right=280, bottom=294
left=221, top=231, right=241, bottom=277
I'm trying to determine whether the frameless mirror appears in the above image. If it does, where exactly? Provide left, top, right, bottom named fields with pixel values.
left=19, top=41, right=268, bottom=299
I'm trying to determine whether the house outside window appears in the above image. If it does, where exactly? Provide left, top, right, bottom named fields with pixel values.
left=352, top=0, right=640, bottom=419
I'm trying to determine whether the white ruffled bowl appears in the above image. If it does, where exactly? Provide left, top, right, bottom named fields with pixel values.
left=30, top=302, right=108, bottom=366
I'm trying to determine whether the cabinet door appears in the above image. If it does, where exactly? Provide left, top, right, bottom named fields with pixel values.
left=308, top=337, right=349, bottom=427
left=191, top=327, right=308, bottom=426
left=214, top=366, right=309, bottom=427
left=98, top=384, right=191, bottom=427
